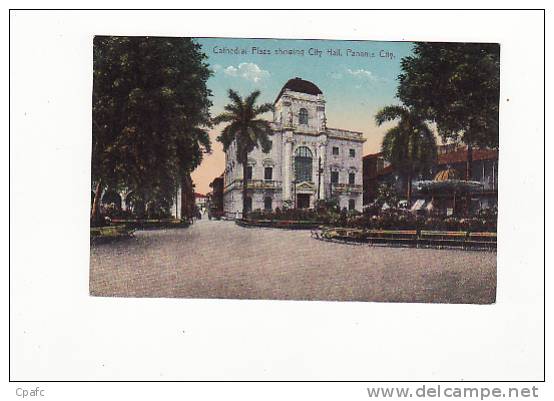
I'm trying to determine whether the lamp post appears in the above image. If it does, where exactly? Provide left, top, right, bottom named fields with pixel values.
left=292, top=179, right=297, bottom=209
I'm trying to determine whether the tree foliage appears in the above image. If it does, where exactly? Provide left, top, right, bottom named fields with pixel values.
left=214, top=89, right=273, bottom=158
left=374, top=182, right=400, bottom=209
left=92, top=36, right=212, bottom=220
left=376, top=105, right=437, bottom=205
left=397, top=42, right=500, bottom=149
left=213, top=89, right=274, bottom=214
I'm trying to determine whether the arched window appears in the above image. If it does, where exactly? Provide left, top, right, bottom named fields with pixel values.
left=299, top=108, right=309, bottom=125
left=294, top=146, right=313, bottom=182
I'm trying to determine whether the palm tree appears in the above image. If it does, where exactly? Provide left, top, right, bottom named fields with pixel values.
left=375, top=105, right=437, bottom=207
left=213, top=89, right=274, bottom=216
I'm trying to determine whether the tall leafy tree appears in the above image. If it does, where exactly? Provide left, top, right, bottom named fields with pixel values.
left=92, top=36, right=212, bottom=224
left=213, top=90, right=273, bottom=215
left=375, top=105, right=437, bottom=206
left=397, top=42, right=500, bottom=179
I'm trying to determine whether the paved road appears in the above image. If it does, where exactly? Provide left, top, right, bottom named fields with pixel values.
left=90, top=220, right=496, bottom=303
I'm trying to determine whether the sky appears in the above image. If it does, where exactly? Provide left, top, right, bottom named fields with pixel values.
left=191, top=37, right=415, bottom=194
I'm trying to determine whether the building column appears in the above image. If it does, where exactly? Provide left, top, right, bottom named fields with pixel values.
left=283, top=134, right=293, bottom=201
left=318, top=143, right=326, bottom=200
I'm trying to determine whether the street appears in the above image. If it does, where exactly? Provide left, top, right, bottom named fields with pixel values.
left=90, top=220, right=496, bottom=304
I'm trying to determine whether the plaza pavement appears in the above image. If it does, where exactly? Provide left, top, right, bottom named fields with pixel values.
left=90, top=219, right=496, bottom=304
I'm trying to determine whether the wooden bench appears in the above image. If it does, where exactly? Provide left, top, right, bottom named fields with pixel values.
left=419, top=230, right=468, bottom=249
left=366, top=229, right=418, bottom=247
left=466, top=232, right=497, bottom=250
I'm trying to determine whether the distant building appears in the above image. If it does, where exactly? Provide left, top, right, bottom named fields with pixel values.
left=363, top=144, right=498, bottom=211
left=209, top=174, right=224, bottom=216
left=195, top=192, right=208, bottom=210
left=223, top=77, right=365, bottom=217
left=362, top=152, right=392, bottom=206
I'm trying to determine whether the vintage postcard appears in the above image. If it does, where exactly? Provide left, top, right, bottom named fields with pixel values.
left=90, top=37, right=499, bottom=304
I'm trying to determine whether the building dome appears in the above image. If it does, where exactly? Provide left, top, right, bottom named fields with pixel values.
left=434, top=168, right=459, bottom=182
left=275, top=77, right=322, bottom=103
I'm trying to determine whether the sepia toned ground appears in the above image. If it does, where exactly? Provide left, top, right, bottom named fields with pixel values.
left=90, top=220, right=496, bottom=304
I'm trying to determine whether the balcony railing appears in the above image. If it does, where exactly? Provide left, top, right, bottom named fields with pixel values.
left=331, top=183, right=363, bottom=194
left=224, top=179, right=282, bottom=192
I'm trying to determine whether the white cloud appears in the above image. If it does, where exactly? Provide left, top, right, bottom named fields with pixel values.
left=223, top=62, right=270, bottom=83
left=346, top=68, right=377, bottom=81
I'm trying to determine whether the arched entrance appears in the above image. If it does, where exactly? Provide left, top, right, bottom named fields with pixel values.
left=101, top=190, right=122, bottom=209
left=125, top=191, right=145, bottom=218
left=294, top=146, right=314, bottom=209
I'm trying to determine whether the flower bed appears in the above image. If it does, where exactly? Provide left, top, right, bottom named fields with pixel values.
left=318, top=227, right=496, bottom=250
left=237, top=218, right=322, bottom=230
left=246, top=207, right=497, bottom=233
left=344, top=211, right=497, bottom=232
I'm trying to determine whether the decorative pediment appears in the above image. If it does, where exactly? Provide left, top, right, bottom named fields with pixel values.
left=247, top=158, right=257, bottom=166
left=296, top=181, right=316, bottom=192
left=262, top=158, right=275, bottom=167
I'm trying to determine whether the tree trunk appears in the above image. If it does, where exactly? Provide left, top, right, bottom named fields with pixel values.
left=242, top=162, right=248, bottom=217
left=465, top=144, right=473, bottom=215
left=406, top=171, right=413, bottom=208
left=181, top=173, right=193, bottom=222
left=466, top=143, right=473, bottom=180
left=180, top=175, right=187, bottom=221
left=90, top=180, right=103, bottom=226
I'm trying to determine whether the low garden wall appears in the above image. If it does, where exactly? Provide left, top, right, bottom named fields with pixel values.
left=316, top=227, right=496, bottom=250
left=236, top=218, right=322, bottom=230
left=108, top=218, right=190, bottom=230
left=91, top=218, right=191, bottom=243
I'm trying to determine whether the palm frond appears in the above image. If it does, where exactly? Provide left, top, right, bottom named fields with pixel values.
left=375, top=105, right=409, bottom=126
left=217, top=122, right=240, bottom=151
left=227, top=89, right=243, bottom=108
left=224, top=103, right=241, bottom=115
left=245, top=90, right=261, bottom=110
left=212, top=112, right=236, bottom=125
left=381, top=126, right=402, bottom=162
left=253, top=102, right=274, bottom=116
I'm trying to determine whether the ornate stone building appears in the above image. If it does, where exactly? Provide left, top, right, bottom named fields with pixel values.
left=223, top=77, right=365, bottom=217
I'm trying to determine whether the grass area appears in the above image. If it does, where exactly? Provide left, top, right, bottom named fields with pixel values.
left=90, top=225, right=135, bottom=243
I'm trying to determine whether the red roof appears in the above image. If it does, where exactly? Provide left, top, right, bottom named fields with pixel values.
left=195, top=192, right=207, bottom=198
left=363, top=152, right=383, bottom=160
left=437, top=148, right=498, bottom=165
left=364, top=146, right=498, bottom=178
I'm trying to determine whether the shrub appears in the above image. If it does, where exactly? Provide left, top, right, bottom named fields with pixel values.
left=245, top=204, right=496, bottom=232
